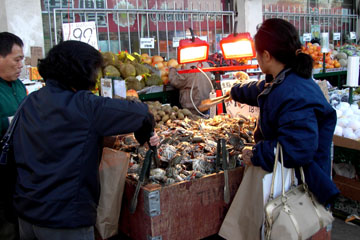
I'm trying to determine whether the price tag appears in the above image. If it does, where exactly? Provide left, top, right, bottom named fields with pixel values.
left=140, top=38, right=155, bottom=49
left=62, top=21, right=98, bottom=49
left=172, top=37, right=184, bottom=48
left=220, top=79, right=259, bottom=118
left=172, top=36, right=207, bottom=48
left=100, top=78, right=113, bottom=98
left=127, top=54, right=135, bottom=61
left=333, top=32, right=341, bottom=41
left=303, top=33, right=311, bottom=42
left=113, top=80, right=126, bottom=98
left=350, top=32, right=357, bottom=40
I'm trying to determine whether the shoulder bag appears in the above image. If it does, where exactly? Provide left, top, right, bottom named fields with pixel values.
left=0, top=97, right=27, bottom=164
left=264, top=143, right=334, bottom=240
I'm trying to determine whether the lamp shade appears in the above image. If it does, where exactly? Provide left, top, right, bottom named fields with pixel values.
left=177, top=38, right=209, bottom=64
left=220, top=32, right=256, bottom=60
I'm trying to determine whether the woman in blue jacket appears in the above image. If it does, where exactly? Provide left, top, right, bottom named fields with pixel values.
left=12, top=41, right=159, bottom=240
left=230, top=18, right=339, bottom=206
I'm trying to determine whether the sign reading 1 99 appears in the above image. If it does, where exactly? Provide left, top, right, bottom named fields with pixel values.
left=62, top=21, right=99, bottom=50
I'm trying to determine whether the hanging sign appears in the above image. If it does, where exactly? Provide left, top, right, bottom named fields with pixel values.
left=350, top=32, right=357, bottom=40
left=100, top=78, right=113, bottom=98
left=333, top=32, right=341, bottom=41
left=172, top=36, right=208, bottom=48
left=303, top=33, right=312, bottom=42
left=140, top=38, right=155, bottom=49
left=62, top=21, right=98, bottom=49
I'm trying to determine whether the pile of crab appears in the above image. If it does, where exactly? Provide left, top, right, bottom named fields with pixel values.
left=116, top=114, right=256, bottom=186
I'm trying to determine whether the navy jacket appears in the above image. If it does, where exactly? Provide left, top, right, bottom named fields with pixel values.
left=231, top=69, right=339, bottom=205
left=13, top=79, right=154, bottom=228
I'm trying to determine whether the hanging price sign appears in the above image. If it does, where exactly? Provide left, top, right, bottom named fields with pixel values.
left=140, top=38, right=155, bottom=49
left=303, top=33, right=311, bottom=42
left=333, top=32, right=341, bottom=41
left=62, top=21, right=98, bottom=49
left=350, top=32, right=357, bottom=40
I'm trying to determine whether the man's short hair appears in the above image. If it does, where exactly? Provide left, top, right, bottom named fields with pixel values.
left=0, top=32, right=24, bottom=57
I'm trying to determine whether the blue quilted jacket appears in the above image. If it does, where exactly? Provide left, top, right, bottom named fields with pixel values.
left=231, top=69, right=339, bottom=205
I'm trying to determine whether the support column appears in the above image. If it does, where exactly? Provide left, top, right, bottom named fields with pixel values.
left=0, top=0, right=44, bottom=58
left=235, top=0, right=263, bottom=38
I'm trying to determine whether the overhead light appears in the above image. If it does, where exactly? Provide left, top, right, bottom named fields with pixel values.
left=177, top=28, right=209, bottom=64
left=220, top=22, right=255, bottom=60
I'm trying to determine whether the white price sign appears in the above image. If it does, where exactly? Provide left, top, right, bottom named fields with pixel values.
left=172, top=36, right=208, bottom=48
left=140, top=38, right=155, bottom=49
left=333, top=32, right=341, bottom=41
left=220, top=79, right=260, bottom=118
left=303, top=33, right=312, bottom=42
left=350, top=32, right=357, bottom=40
left=62, top=21, right=98, bottom=49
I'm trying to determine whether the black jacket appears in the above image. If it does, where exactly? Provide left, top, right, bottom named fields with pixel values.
left=13, top=79, right=154, bottom=228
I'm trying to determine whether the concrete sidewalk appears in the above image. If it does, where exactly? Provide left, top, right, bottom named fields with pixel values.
left=332, top=217, right=360, bottom=240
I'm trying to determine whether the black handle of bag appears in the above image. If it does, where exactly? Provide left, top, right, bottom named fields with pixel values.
left=0, top=96, right=28, bottom=165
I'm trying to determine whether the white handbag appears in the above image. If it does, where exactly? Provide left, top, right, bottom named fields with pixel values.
left=264, top=143, right=334, bottom=240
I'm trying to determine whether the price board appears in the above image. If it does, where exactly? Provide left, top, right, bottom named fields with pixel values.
left=333, top=32, right=341, bottom=41
left=140, top=38, right=155, bottom=49
left=62, top=21, right=98, bottom=49
left=172, top=36, right=207, bottom=48
left=303, top=33, right=311, bottom=42
left=220, top=79, right=260, bottom=118
left=350, top=32, right=357, bottom=40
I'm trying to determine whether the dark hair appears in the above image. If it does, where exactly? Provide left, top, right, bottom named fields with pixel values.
left=0, top=32, right=24, bottom=57
left=255, top=18, right=313, bottom=78
left=38, top=40, right=103, bottom=91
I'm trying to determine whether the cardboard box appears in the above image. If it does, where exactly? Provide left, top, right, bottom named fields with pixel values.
left=30, top=46, right=43, bottom=67
left=118, top=167, right=244, bottom=240
left=333, top=135, right=360, bottom=151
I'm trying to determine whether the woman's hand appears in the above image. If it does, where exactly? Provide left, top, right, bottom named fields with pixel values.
left=242, top=146, right=253, bottom=166
left=225, top=90, right=232, bottom=102
left=149, top=131, right=160, bottom=146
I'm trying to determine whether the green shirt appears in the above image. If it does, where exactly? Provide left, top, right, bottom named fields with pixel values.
left=0, top=77, right=27, bottom=138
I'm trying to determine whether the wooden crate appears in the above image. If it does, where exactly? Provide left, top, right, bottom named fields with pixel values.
left=118, top=167, right=244, bottom=240
left=334, top=175, right=360, bottom=202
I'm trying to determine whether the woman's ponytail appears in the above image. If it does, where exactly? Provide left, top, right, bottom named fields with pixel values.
left=292, top=52, right=314, bottom=79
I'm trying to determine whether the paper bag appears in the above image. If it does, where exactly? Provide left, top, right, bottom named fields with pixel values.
left=96, top=147, right=129, bottom=239
left=219, top=166, right=268, bottom=240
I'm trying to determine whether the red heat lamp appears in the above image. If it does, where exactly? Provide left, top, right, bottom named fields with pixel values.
left=220, top=22, right=255, bottom=60
left=177, top=28, right=209, bottom=64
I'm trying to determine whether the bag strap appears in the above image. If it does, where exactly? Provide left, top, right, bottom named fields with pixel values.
left=0, top=96, right=28, bottom=164
left=269, top=143, right=306, bottom=200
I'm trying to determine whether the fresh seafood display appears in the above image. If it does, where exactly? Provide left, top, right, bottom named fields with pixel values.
left=116, top=103, right=256, bottom=186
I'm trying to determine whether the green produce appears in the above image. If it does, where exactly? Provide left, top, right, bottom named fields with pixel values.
left=103, top=65, right=121, bottom=78
left=339, top=59, right=347, bottom=67
left=145, top=74, right=162, bottom=86
left=125, top=76, right=145, bottom=91
left=120, top=63, right=136, bottom=79
left=102, top=52, right=119, bottom=66
left=133, top=63, right=150, bottom=76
